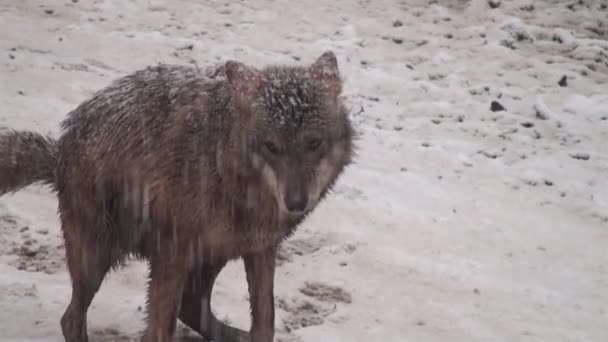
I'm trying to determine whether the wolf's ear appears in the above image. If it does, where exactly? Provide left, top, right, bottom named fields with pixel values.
left=310, top=51, right=342, bottom=98
left=225, top=61, right=260, bottom=109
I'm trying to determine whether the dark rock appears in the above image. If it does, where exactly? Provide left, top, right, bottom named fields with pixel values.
left=520, top=4, right=535, bottom=11
left=488, top=0, right=501, bottom=9
left=521, top=122, right=534, bottom=128
left=570, top=152, right=590, bottom=160
left=558, top=75, right=568, bottom=87
left=490, top=100, right=506, bottom=112
left=177, top=44, right=194, bottom=51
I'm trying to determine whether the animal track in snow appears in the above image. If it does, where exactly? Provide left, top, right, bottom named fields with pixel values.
left=89, top=327, right=133, bottom=341
left=277, top=297, right=336, bottom=333
left=299, top=281, right=352, bottom=304
left=276, top=235, right=327, bottom=266
left=0, top=214, right=64, bottom=274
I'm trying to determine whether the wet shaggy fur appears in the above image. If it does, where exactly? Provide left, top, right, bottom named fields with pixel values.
left=0, top=130, right=58, bottom=195
left=0, top=51, right=354, bottom=342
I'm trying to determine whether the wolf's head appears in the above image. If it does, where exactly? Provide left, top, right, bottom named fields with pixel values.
left=224, top=51, right=354, bottom=217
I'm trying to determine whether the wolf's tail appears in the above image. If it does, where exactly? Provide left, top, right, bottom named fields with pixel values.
left=0, top=130, right=58, bottom=195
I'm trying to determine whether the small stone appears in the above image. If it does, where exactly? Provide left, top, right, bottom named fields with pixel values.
left=392, top=20, right=403, bottom=27
left=473, top=288, right=481, bottom=294
left=392, top=37, right=404, bottom=44
left=520, top=4, right=535, bottom=11
left=44, top=9, right=54, bottom=15
left=488, top=0, right=501, bottom=9
left=178, top=44, right=194, bottom=51
left=431, top=119, right=442, bottom=125
left=537, top=246, right=547, bottom=252
left=444, top=33, right=453, bottom=39
left=544, top=179, right=554, bottom=186
left=570, top=152, right=590, bottom=161
left=479, top=150, right=498, bottom=159
left=421, top=142, right=430, bottom=147
left=521, top=122, right=534, bottom=128
left=400, top=167, right=408, bottom=172
left=339, top=262, right=348, bottom=267
left=535, top=109, right=548, bottom=120
left=558, top=75, right=568, bottom=87
left=490, top=100, right=506, bottom=112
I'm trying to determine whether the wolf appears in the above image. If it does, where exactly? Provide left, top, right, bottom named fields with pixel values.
left=0, top=51, right=354, bottom=342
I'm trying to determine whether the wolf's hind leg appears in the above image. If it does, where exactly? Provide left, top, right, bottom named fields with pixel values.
left=60, top=221, right=114, bottom=342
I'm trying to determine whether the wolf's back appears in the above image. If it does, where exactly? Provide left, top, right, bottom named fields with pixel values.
left=0, top=129, right=58, bottom=195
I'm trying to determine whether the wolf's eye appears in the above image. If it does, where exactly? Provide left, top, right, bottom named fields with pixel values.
left=307, top=138, right=323, bottom=151
left=263, top=141, right=280, bottom=155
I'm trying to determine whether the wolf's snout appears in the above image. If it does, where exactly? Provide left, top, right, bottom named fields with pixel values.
left=284, top=188, right=308, bottom=213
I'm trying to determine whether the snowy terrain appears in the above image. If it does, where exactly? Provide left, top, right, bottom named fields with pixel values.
left=1, top=0, right=607, bottom=341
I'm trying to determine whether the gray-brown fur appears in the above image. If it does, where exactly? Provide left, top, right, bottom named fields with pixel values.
left=0, top=51, right=354, bottom=342
left=0, top=129, right=58, bottom=195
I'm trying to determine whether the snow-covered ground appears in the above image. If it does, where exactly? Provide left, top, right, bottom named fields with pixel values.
left=1, top=0, right=607, bottom=341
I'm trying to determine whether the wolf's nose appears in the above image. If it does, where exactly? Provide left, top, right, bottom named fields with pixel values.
left=285, top=192, right=308, bottom=213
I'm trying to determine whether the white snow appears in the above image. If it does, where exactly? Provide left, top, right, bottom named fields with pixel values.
left=1, top=0, right=607, bottom=341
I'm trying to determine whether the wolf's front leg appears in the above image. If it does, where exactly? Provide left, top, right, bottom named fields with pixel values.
left=179, top=260, right=250, bottom=341
left=244, top=246, right=277, bottom=342
left=142, top=254, right=189, bottom=342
